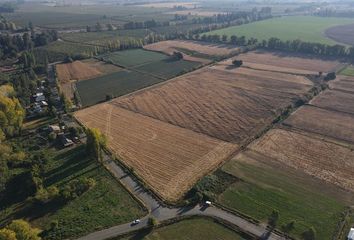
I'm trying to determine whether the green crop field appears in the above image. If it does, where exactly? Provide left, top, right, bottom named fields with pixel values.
left=76, top=70, right=162, bottom=107
left=205, top=16, right=354, bottom=45
left=135, top=58, right=200, bottom=79
left=218, top=158, right=350, bottom=239
left=340, top=66, right=354, bottom=76
left=61, top=29, right=152, bottom=45
left=100, top=49, right=169, bottom=68
left=120, top=218, right=251, bottom=240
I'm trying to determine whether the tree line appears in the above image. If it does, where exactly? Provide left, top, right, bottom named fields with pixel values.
left=0, top=30, right=58, bottom=59
left=190, top=33, right=354, bottom=60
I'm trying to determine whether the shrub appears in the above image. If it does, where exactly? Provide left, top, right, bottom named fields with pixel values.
left=232, top=59, right=243, bottom=67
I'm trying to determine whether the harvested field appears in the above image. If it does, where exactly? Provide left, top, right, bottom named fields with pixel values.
left=236, top=50, right=344, bottom=74
left=56, top=60, right=101, bottom=83
left=248, top=128, right=354, bottom=192
left=211, top=64, right=313, bottom=85
left=75, top=105, right=237, bottom=202
left=325, top=24, right=354, bottom=46
left=56, top=59, right=121, bottom=83
left=114, top=67, right=312, bottom=143
left=310, top=90, right=354, bottom=115
left=145, top=40, right=237, bottom=57
left=285, top=105, right=354, bottom=144
left=329, top=75, right=354, bottom=93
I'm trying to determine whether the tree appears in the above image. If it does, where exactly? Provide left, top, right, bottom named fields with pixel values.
left=86, top=128, right=107, bottom=162
left=172, top=51, right=183, bottom=60
left=0, top=95, right=25, bottom=137
left=6, top=219, right=41, bottom=240
left=0, top=228, right=17, bottom=240
left=268, top=209, right=279, bottom=227
left=302, top=227, right=316, bottom=240
left=281, top=220, right=295, bottom=234
left=148, top=217, right=158, bottom=227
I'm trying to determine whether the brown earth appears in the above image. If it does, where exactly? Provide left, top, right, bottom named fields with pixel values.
left=211, top=64, right=314, bottom=85
left=310, top=89, right=354, bottom=115
left=247, top=128, right=354, bottom=193
left=284, top=105, right=354, bottom=144
left=325, top=24, right=354, bottom=46
left=144, top=40, right=239, bottom=63
left=75, top=104, right=238, bottom=202
left=113, top=67, right=312, bottom=143
left=236, top=50, right=344, bottom=74
left=329, top=75, right=354, bottom=93
left=56, top=59, right=122, bottom=100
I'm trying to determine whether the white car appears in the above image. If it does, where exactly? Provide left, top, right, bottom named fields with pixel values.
left=132, top=219, right=141, bottom=225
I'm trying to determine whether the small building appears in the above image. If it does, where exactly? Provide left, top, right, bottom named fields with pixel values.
left=35, top=95, right=46, bottom=102
left=58, top=133, right=74, bottom=148
left=48, top=125, right=61, bottom=133
left=348, top=228, right=354, bottom=240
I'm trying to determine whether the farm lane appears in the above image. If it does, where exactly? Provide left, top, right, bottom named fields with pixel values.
left=77, top=156, right=285, bottom=240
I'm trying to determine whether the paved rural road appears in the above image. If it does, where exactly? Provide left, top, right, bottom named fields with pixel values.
left=77, top=157, right=285, bottom=240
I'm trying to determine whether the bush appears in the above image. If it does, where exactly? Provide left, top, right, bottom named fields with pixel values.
left=147, top=217, right=158, bottom=227
left=59, top=178, right=96, bottom=202
left=232, top=59, right=243, bottom=67
left=324, top=72, right=336, bottom=81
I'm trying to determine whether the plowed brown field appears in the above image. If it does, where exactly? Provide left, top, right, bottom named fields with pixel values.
left=144, top=40, right=238, bottom=63
left=248, top=128, right=354, bottom=192
left=236, top=51, right=343, bottom=74
left=75, top=104, right=237, bottom=202
left=285, top=105, right=354, bottom=144
left=114, top=67, right=312, bottom=143
left=329, top=75, right=354, bottom=93
left=310, top=90, right=354, bottom=115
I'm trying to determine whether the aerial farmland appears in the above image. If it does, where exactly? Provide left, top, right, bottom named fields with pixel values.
left=2, top=1, right=354, bottom=240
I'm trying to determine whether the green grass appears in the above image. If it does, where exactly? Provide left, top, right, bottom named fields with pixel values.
left=340, top=66, right=354, bottom=76
left=0, top=138, right=145, bottom=240
left=205, top=16, right=354, bottom=45
left=100, top=49, right=169, bottom=68
left=134, top=59, right=200, bottom=79
left=76, top=70, right=162, bottom=107
left=120, top=218, right=249, bottom=240
left=219, top=159, right=348, bottom=239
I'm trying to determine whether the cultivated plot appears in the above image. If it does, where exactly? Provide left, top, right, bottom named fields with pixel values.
left=57, top=59, right=122, bottom=100
left=284, top=105, right=354, bottom=144
left=329, top=75, right=354, bottom=93
left=248, top=128, right=354, bottom=192
left=144, top=40, right=238, bottom=63
left=100, top=49, right=168, bottom=68
left=75, top=70, right=162, bottom=107
left=75, top=105, right=237, bottom=202
left=325, top=23, right=354, bottom=46
left=236, top=50, right=343, bottom=74
left=115, top=67, right=312, bottom=143
left=310, top=89, right=354, bottom=115
left=221, top=151, right=351, bottom=240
